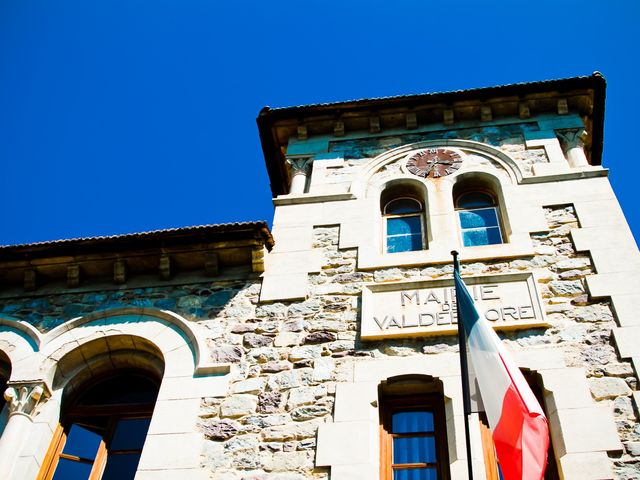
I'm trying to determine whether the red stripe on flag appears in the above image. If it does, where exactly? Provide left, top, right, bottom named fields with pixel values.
left=493, top=385, right=524, bottom=479
left=492, top=355, right=549, bottom=480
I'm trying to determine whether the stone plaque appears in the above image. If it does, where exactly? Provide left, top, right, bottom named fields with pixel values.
left=361, top=272, right=548, bottom=340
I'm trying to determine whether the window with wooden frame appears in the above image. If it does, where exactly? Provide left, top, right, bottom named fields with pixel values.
left=38, top=371, right=159, bottom=480
left=380, top=395, right=450, bottom=480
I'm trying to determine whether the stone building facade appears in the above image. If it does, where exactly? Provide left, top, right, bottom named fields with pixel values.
left=1, top=73, right=639, bottom=479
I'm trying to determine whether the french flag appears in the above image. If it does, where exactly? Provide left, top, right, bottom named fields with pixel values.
left=454, top=269, right=549, bottom=480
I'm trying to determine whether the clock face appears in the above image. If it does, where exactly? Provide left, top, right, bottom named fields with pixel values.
left=406, top=148, right=463, bottom=178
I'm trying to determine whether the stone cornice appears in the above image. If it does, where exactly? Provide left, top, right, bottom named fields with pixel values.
left=258, top=73, right=606, bottom=196
left=0, top=224, right=273, bottom=293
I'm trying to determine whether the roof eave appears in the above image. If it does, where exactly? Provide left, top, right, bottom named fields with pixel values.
left=258, top=73, right=607, bottom=197
left=0, top=221, right=275, bottom=262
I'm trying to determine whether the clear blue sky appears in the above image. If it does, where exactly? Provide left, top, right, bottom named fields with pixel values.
left=1, top=1, right=638, bottom=246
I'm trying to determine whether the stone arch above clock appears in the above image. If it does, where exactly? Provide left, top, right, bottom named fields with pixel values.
left=351, top=139, right=521, bottom=200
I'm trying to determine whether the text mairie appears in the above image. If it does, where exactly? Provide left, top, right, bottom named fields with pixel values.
left=372, top=284, right=536, bottom=330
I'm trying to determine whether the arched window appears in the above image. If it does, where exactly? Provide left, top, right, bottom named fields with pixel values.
left=0, top=352, right=10, bottom=426
left=379, top=376, right=450, bottom=480
left=39, top=371, right=159, bottom=480
left=383, top=197, right=425, bottom=253
left=380, top=395, right=449, bottom=480
left=455, top=191, right=503, bottom=247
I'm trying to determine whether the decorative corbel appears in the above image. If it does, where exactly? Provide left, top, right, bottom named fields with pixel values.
left=480, top=106, right=492, bottom=122
left=67, top=264, right=81, bottom=288
left=297, top=124, right=308, bottom=140
left=443, top=109, right=454, bottom=126
left=24, top=269, right=37, bottom=291
left=159, top=255, right=171, bottom=280
left=557, top=98, right=569, bottom=115
left=113, top=259, right=126, bottom=284
left=519, top=102, right=530, bottom=119
left=252, top=247, right=265, bottom=273
left=369, top=116, right=381, bottom=133
left=4, top=381, right=51, bottom=419
left=406, top=112, right=417, bottom=130
left=333, top=120, right=345, bottom=137
left=204, top=252, right=219, bottom=277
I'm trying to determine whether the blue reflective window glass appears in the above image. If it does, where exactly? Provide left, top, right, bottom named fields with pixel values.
left=387, top=234, right=422, bottom=253
left=485, top=227, right=502, bottom=244
left=458, top=205, right=502, bottom=247
left=51, top=458, right=93, bottom=480
left=457, top=192, right=493, bottom=209
left=392, top=411, right=434, bottom=433
left=393, top=436, right=437, bottom=464
left=393, top=467, right=437, bottom=480
left=102, top=453, right=141, bottom=480
left=387, top=236, right=405, bottom=253
left=458, top=208, right=499, bottom=229
left=110, top=418, right=151, bottom=451
left=385, top=198, right=421, bottom=215
left=462, top=227, right=502, bottom=247
left=62, top=424, right=102, bottom=460
left=387, top=216, right=421, bottom=235
left=387, top=216, right=422, bottom=253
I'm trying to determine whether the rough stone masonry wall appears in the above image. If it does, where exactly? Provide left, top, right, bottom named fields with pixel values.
left=0, top=275, right=341, bottom=479
left=0, top=280, right=253, bottom=333
left=1, top=205, right=638, bottom=479
left=195, top=204, right=639, bottom=479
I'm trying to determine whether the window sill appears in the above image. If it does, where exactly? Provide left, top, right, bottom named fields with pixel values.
left=357, top=241, right=535, bottom=270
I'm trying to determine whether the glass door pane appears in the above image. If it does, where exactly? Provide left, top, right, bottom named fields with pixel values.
left=51, top=458, right=93, bottom=480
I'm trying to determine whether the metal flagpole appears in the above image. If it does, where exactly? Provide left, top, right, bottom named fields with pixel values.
left=452, top=250, right=475, bottom=480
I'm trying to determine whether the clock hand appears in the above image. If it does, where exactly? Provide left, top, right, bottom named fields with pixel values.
left=422, top=162, right=435, bottom=177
